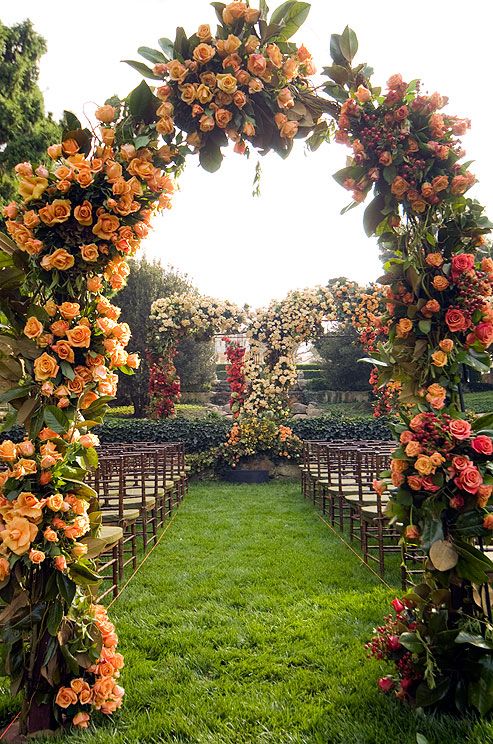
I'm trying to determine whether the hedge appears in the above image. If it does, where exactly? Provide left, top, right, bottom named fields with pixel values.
left=1, top=414, right=391, bottom=451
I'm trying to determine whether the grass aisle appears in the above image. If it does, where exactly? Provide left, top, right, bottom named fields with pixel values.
left=11, top=482, right=493, bottom=743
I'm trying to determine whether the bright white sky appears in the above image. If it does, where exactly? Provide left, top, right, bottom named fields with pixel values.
left=2, top=1, right=492, bottom=306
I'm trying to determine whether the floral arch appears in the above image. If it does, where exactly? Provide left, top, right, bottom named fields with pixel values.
left=0, top=0, right=492, bottom=734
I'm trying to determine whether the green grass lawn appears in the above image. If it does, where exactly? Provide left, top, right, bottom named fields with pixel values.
left=4, top=482, right=493, bottom=743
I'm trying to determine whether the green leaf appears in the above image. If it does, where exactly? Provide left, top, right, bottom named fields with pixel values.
left=418, top=320, right=431, bottom=334
left=464, top=352, right=491, bottom=374
left=127, top=80, right=159, bottom=124
left=363, top=194, right=385, bottom=237
left=329, top=33, right=346, bottom=66
left=473, top=412, right=493, bottom=432
left=210, top=2, right=226, bottom=25
left=138, top=46, right=166, bottom=64
left=47, top=600, right=64, bottom=636
left=69, top=562, right=101, bottom=587
left=415, top=677, right=450, bottom=708
left=455, top=631, right=493, bottom=650
left=416, top=735, right=430, bottom=744
left=173, top=27, right=189, bottom=59
left=158, top=37, right=175, bottom=59
left=122, top=60, right=162, bottom=80
left=62, top=111, right=82, bottom=131
left=324, top=64, right=349, bottom=86
left=199, top=142, right=224, bottom=173
left=469, top=656, right=493, bottom=715
left=332, top=164, right=364, bottom=187
left=399, top=631, right=424, bottom=654
left=44, top=405, right=69, bottom=434
left=0, top=386, right=31, bottom=404
left=60, top=360, right=75, bottom=381
left=271, top=0, right=296, bottom=24
left=56, top=573, right=76, bottom=606
left=259, top=0, right=270, bottom=20
left=339, top=26, right=358, bottom=63
left=275, top=2, right=310, bottom=41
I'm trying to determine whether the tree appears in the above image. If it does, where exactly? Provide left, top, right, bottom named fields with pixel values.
left=315, top=325, right=371, bottom=391
left=175, top=338, right=216, bottom=394
left=116, top=256, right=192, bottom=416
left=0, top=19, right=60, bottom=204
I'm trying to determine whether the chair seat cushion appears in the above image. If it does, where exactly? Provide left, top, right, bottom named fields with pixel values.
left=99, top=524, right=124, bottom=548
left=102, top=508, right=140, bottom=523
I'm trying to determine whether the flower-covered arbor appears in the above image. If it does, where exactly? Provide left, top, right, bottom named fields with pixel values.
left=0, top=0, right=492, bottom=734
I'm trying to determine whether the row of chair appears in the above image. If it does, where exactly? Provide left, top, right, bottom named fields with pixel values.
left=90, top=442, right=188, bottom=600
left=300, top=439, right=422, bottom=588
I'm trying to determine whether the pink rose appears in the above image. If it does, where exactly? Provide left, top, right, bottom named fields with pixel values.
left=454, top=466, right=483, bottom=494
left=451, top=253, right=475, bottom=278
left=391, top=598, right=405, bottom=613
left=449, top=419, right=472, bottom=440
left=378, top=676, right=394, bottom=693
left=475, top=322, right=493, bottom=348
left=472, top=435, right=493, bottom=456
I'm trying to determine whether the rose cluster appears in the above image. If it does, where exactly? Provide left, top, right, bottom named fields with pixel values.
left=145, top=2, right=317, bottom=158
left=335, top=74, right=474, bottom=215
left=54, top=604, right=124, bottom=728
left=224, top=337, right=247, bottom=417
left=222, top=415, right=300, bottom=467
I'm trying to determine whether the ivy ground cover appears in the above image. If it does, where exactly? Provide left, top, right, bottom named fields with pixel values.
left=3, top=481, right=493, bottom=744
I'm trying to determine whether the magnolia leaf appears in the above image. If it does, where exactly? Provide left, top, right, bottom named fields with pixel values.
left=47, top=600, right=64, bottom=637
left=0, top=385, right=31, bottom=404
left=473, top=413, right=493, bottom=432
left=44, top=405, right=69, bottom=434
left=138, top=46, right=167, bottom=64
left=363, top=194, right=385, bottom=237
left=330, top=33, right=346, bottom=66
left=339, top=26, right=358, bottom=63
left=469, top=656, right=493, bottom=715
left=429, top=540, right=458, bottom=572
left=127, top=80, right=159, bottom=124
left=199, top=142, right=223, bottom=173
left=122, top=60, right=162, bottom=80
left=275, top=2, right=310, bottom=41
left=158, top=37, right=175, bottom=59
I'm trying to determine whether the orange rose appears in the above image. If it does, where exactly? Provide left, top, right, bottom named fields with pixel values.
left=46, top=494, right=64, bottom=511
left=425, top=252, right=443, bottom=267
left=167, top=60, right=187, bottom=81
left=0, top=516, right=38, bottom=555
left=193, top=43, right=216, bottom=64
left=405, top=441, right=421, bottom=457
left=391, top=176, right=410, bottom=199
left=215, top=108, right=233, bottom=129
left=433, top=275, right=449, bottom=291
left=396, top=318, right=413, bottom=338
left=80, top=243, right=99, bottom=262
left=66, top=325, right=91, bottom=348
left=87, top=276, right=103, bottom=293
left=39, top=199, right=71, bottom=226
left=24, top=316, right=44, bottom=339
left=80, top=390, right=98, bottom=409
left=92, top=212, right=120, bottom=240
left=197, top=24, right=211, bottom=41
left=51, top=340, right=75, bottom=363
left=95, top=105, right=115, bottom=123
left=244, top=35, right=260, bottom=54
left=55, top=686, right=78, bottom=709
left=266, top=43, right=283, bottom=68
left=0, top=440, right=17, bottom=462
left=44, top=527, right=59, bottom=542
left=47, top=143, right=62, bottom=159
left=23, top=210, right=40, bottom=229
left=58, top=302, right=79, bottom=321
left=279, top=121, right=297, bottom=139
left=40, top=248, right=75, bottom=271
left=34, top=352, right=59, bottom=381
left=431, top=350, right=448, bottom=367
left=432, top=175, right=449, bottom=193
left=0, top=557, right=10, bottom=582
left=415, top=456, right=434, bottom=476
left=439, top=339, right=454, bottom=353
left=29, top=549, right=45, bottom=564
left=223, top=1, right=247, bottom=24
left=18, top=176, right=48, bottom=202
left=216, top=73, right=238, bottom=95
left=247, top=54, right=267, bottom=77
left=62, top=139, right=80, bottom=155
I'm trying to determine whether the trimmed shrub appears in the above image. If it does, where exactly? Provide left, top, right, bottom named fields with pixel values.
left=1, top=414, right=391, bottom=451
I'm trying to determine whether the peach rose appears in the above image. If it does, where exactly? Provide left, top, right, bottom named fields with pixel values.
left=355, top=85, right=371, bottom=103
left=18, top=176, right=48, bottom=202
left=93, top=212, right=120, bottom=240
left=87, top=276, right=103, bottom=293
left=44, top=527, right=59, bottom=543
left=46, top=494, right=64, bottom=511
left=277, top=87, right=294, bottom=109
left=415, top=456, right=434, bottom=476
left=24, top=316, right=44, bottom=339
left=66, top=325, right=91, bottom=348
left=34, top=353, right=59, bottom=381
left=0, top=440, right=17, bottom=462
left=55, top=686, right=78, bottom=708
left=425, top=252, right=444, bottom=268
left=193, top=43, right=216, bottom=64
left=167, top=59, right=187, bottom=81
left=396, top=318, right=413, bottom=338
left=279, top=120, right=298, bottom=139
left=40, top=248, right=75, bottom=271
left=14, top=492, right=44, bottom=521
left=50, top=320, right=69, bottom=337
left=54, top=555, right=67, bottom=571
left=247, top=54, right=267, bottom=77
left=73, top=711, right=91, bottom=728
left=197, top=24, right=211, bottom=41
left=0, top=556, right=10, bottom=582
left=266, top=43, right=283, bottom=68
left=216, top=73, right=238, bottom=95
left=483, top=514, right=493, bottom=530
left=51, top=340, right=75, bottom=363
left=58, top=302, right=79, bottom=320
left=431, top=350, right=447, bottom=367
left=29, top=549, right=45, bottom=564
left=391, top=176, right=410, bottom=199
left=439, top=339, right=454, bottom=353
left=17, top=440, right=35, bottom=457
left=405, top=441, right=421, bottom=457
left=0, top=517, right=38, bottom=555
left=215, top=108, right=233, bottom=129
left=95, top=105, right=115, bottom=123
left=39, top=199, right=71, bottom=226
left=245, top=7, right=260, bottom=22
left=80, top=243, right=99, bottom=262
left=449, top=419, right=472, bottom=440
left=407, top=475, right=422, bottom=491
left=433, top=275, right=449, bottom=291
left=80, top=390, right=98, bottom=409
left=445, top=308, right=468, bottom=333
left=223, top=2, right=247, bottom=24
